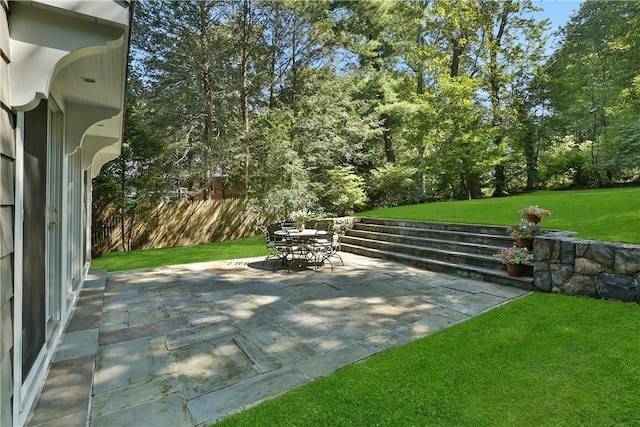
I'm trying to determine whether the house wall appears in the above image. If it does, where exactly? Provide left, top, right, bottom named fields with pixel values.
left=0, top=1, right=14, bottom=425
left=0, top=1, right=130, bottom=424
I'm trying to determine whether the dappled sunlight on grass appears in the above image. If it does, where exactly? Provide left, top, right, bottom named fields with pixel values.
left=92, top=236, right=265, bottom=272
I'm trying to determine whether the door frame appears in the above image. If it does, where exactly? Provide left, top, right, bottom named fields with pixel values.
left=46, top=98, right=63, bottom=338
left=13, top=110, right=48, bottom=426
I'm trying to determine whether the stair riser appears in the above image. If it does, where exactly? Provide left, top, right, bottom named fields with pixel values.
left=343, top=237, right=506, bottom=270
left=342, top=244, right=533, bottom=290
left=346, top=230, right=509, bottom=256
left=353, top=223, right=512, bottom=246
left=357, top=217, right=509, bottom=236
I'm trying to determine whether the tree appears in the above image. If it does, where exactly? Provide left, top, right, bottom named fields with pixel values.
left=546, top=1, right=640, bottom=186
left=93, top=72, right=170, bottom=251
left=321, top=165, right=368, bottom=216
left=330, top=0, right=401, bottom=164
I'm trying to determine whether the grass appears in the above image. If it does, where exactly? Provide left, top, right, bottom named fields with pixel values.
left=92, top=187, right=640, bottom=272
left=89, top=188, right=640, bottom=425
left=90, top=236, right=265, bottom=272
left=215, top=293, right=640, bottom=426
left=359, top=187, right=640, bottom=244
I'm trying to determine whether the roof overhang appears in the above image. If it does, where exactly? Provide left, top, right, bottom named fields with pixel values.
left=8, top=0, right=131, bottom=176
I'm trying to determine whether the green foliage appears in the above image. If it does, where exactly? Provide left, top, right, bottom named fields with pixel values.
left=417, top=75, right=499, bottom=199
left=545, top=1, right=640, bottom=185
left=538, top=135, right=589, bottom=189
left=95, top=0, right=640, bottom=245
left=320, top=165, right=368, bottom=216
left=367, top=163, right=417, bottom=208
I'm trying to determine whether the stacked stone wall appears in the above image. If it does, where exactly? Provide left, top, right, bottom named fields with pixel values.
left=534, top=233, right=640, bottom=303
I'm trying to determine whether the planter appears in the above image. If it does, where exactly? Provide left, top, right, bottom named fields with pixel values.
left=526, top=214, right=541, bottom=224
left=517, top=238, right=533, bottom=251
left=506, top=263, right=523, bottom=277
left=296, top=222, right=305, bottom=232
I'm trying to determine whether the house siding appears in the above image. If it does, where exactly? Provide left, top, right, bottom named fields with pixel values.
left=0, top=0, right=14, bottom=425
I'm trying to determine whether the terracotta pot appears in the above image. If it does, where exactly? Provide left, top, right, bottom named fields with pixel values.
left=517, top=237, right=533, bottom=251
left=296, top=223, right=305, bottom=232
left=506, top=263, right=523, bottom=277
left=526, top=214, right=541, bottom=224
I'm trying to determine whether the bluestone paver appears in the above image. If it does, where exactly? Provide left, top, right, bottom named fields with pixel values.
left=26, top=252, right=530, bottom=427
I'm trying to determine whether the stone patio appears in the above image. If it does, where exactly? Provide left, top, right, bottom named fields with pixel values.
left=27, top=252, right=529, bottom=427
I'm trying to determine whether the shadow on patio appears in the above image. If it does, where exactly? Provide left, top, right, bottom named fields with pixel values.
left=27, top=252, right=529, bottom=427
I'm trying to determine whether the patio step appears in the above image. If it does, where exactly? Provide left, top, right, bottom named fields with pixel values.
left=340, top=218, right=533, bottom=290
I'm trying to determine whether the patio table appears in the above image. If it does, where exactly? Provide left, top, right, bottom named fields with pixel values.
left=273, top=229, right=328, bottom=270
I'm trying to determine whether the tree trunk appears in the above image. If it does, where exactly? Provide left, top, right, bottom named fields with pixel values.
left=466, top=174, right=482, bottom=199
left=450, top=38, right=464, bottom=78
left=489, top=3, right=511, bottom=197
left=523, top=128, right=539, bottom=190
left=382, top=113, right=396, bottom=163
left=239, top=0, right=251, bottom=198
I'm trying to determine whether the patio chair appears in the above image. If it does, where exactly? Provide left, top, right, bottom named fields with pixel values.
left=320, top=222, right=345, bottom=268
left=304, top=225, right=344, bottom=270
left=258, top=224, right=279, bottom=264
left=274, top=229, right=303, bottom=271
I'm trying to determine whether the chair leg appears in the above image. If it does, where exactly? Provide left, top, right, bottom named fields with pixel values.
left=309, top=250, right=322, bottom=271
left=333, top=252, right=344, bottom=266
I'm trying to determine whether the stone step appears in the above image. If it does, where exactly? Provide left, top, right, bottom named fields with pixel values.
left=346, top=228, right=511, bottom=257
left=341, top=243, right=534, bottom=290
left=352, top=222, right=513, bottom=247
left=340, top=218, right=533, bottom=289
left=342, top=235, right=510, bottom=270
left=357, top=217, right=510, bottom=236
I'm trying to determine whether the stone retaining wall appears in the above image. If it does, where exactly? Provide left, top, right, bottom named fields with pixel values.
left=534, top=232, right=640, bottom=302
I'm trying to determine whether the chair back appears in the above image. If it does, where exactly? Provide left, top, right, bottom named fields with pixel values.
left=281, top=222, right=297, bottom=231
left=257, top=224, right=272, bottom=244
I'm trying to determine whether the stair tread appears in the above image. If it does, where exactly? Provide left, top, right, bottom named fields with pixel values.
left=356, top=219, right=509, bottom=235
left=341, top=243, right=533, bottom=283
left=344, top=235, right=509, bottom=261
left=357, top=223, right=507, bottom=236
left=343, top=218, right=536, bottom=288
left=347, top=230, right=509, bottom=251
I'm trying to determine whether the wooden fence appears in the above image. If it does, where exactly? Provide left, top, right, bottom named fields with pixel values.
left=92, top=199, right=270, bottom=254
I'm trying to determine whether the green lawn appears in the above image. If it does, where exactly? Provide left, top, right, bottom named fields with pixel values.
left=90, top=236, right=265, bottom=272
left=359, top=187, right=640, bottom=244
left=215, top=293, right=640, bottom=426
left=89, top=188, right=640, bottom=425
left=92, top=187, right=640, bottom=272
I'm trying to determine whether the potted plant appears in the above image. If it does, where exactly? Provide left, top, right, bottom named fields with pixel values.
left=290, top=210, right=314, bottom=231
left=493, top=246, right=533, bottom=277
left=507, top=219, right=542, bottom=250
left=518, top=205, right=551, bottom=224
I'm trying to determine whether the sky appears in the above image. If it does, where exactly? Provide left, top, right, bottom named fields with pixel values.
left=532, top=0, right=584, bottom=52
left=533, top=0, right=583, bottom=29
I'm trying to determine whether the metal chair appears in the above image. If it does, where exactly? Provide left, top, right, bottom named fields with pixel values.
left=320, top=222, right=345, bottom=268
left=275, top=229, right=303, bottom=271
left=258, top=224, right=279, bottom=265
left=305, top=228, right=333, bottom=270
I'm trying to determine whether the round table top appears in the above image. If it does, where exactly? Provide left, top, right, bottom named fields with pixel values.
left=274, top=229, right=327, bottom=237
